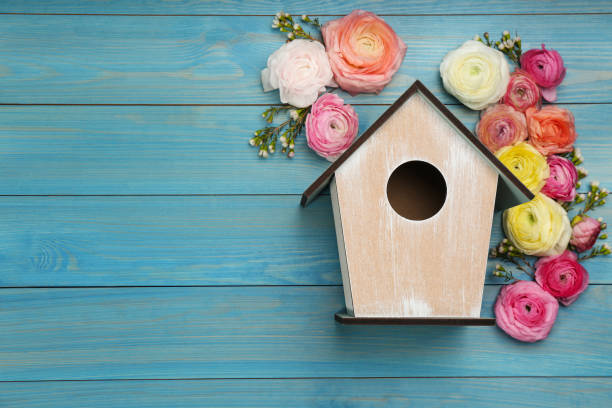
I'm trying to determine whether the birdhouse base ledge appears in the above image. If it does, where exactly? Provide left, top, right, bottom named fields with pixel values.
left=334, top=311, right=496, bottom=326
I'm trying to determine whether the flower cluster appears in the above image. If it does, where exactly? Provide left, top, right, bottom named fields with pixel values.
left=441, top=31, right=609, bottom=343
left=251, top=10, right=406, bottom=159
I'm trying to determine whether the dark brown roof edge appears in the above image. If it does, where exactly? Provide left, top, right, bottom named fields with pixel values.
left=301, top=80, right=534, bottom=208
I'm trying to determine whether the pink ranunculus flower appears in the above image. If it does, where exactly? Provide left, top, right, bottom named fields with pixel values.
left=494, top=280, right=559, bottom=343
left=502, top=69, right=541, bottom=112
left=535, top=250, right=589, bottom=306
left=322, top=10, right=407, bottom=95
left=570, top=215, right=602, bottom=252
left=305, top=93, right=358, bottom=161
left=520, top=44, right=566, bottom=102
left=261, top=39, right=336, bottom=108
left=526, top=106, right=577, bottom=156
left=541, top=155, right=578, bottom=202
left=476, top=104, right=528, bottom=153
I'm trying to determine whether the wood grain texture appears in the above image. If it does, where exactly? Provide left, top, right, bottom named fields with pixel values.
left=335, top=93, right=498, bottom=317
left=0, top=15, right=611, bottom=104
left=1, top=196, right=609, bottom=287
left=3, top=1, right=611, bottom=15
left=1, top=2, right=611, bottom=404
left=1, top=378, right=610, bottom=408
left=0, top=286, right=611, bottom=381
left=1, top=104, right=610, bottom=195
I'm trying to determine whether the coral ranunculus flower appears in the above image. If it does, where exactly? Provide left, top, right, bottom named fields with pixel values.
left=526, top=106, right=577, bottom=156
left=476, top=104, right=528, bottom=153
left=322, top=10, right=407, bottom=95
left=503, top=193, right=571, bottom=257
left=494, top=280, right=559, bottom=342
left=495, top=142, right=549, bottom=194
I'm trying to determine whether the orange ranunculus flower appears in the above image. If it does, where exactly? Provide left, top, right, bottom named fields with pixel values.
left=526, top=106, right=577, bottom=155
left=321, top=10, right=407, bottom=95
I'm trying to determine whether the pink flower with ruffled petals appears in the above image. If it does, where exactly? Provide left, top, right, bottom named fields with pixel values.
left=570, top=216, right=602, bottom=253
left=306, top=93, right=358, bottom=161
left=322, top=10, right=407, bottom=95
left=502, top=69, right=541, bottom=112
left=476, top=104, right=528, bottom=153
left=520, top=45, right=566, bottom=102
left=494, top=280, right=559, bottom=342
left=535, top=250, right=589, bottom=306
left=541, top=155, right=578, bottom=202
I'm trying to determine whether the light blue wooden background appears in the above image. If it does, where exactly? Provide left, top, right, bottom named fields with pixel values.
left=0, top=1, right=611, bottom=406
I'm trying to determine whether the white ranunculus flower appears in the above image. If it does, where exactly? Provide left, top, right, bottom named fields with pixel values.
left=261, top=39, right=336, bottom=108
left=440, top=40, right=510, bottom=110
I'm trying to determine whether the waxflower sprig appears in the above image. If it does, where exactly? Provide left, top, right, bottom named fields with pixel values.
left=272, top=12, right=321, bottom=41
left=250, top=107, right=309, bottom=158
left=440, top=30, right=609, bottom=342
left=252, top=10, right=406, bottom=159
left=475, top=30, right=522, bottom=65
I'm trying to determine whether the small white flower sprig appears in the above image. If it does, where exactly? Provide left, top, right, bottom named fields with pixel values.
left=272, top=12, right=321, bottom=41
left=474, top=30, right=522, bottom=65
left=491, top=148, right=611, bottom=280
left=249, top=13, right=323, bottom=158
left=250, top=106, right=309, bottom=158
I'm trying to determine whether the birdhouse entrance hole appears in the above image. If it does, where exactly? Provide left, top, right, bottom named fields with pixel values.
left=386, top=160, right=447, bottom=221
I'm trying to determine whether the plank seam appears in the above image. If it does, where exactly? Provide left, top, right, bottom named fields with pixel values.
left=1, top=283, right=609, bottom=289
left=0, top=102, right=610, bottom=106
left=1, top=375, right=610, bottom=383
left=0, top=13, right=611, bottom=16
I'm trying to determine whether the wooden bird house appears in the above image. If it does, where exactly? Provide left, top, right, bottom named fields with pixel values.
left=301, top=81, right=533, bottom=325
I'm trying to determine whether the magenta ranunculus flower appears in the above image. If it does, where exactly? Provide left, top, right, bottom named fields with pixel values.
left=541, top=155, right=578, bottom=202
left=305, top=93, right=358, bottom=161
left=535, top=250, right=589, bottom=306
left=570, top=215, right=602, bottom=252
left=322, top=10, right=407, bottom=95
left=476, top=104, right=527, bottom=153
left=494, top=280, right=558, bottom=342
left=502, top=69, right=541, bottom=112
left=520, top=44, right=566, bottom=102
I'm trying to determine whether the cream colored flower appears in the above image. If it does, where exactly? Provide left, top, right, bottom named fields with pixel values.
left=261, top=39, right=336, bottom=108
left=495, top=142, right=549, bottom=194
left=440, top=40, right=510, bottom=110
left=503, top=193, right=571, bottom=256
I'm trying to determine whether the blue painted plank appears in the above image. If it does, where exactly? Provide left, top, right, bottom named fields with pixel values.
left=0, top=15, right=610, bottom=104
left=3, top=0, right=611, bottom=15
left=0, top=104, right=609, bottom=195
left=0, top=196, right=609, bottom=286
left=0, top=286, right=610, bottom=380
left=1, top=378, right=610, bottom=408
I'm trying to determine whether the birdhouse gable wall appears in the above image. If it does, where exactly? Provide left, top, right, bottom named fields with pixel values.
left=333, top=92, right=498, bottom=318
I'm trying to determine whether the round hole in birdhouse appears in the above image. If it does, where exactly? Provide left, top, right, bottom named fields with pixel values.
left=386, top=160, right=447, bottom=221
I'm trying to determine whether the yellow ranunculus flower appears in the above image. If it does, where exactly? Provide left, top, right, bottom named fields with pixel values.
left=495, top=142, right=549, bottom=194
left=503, top=193, right=571, bottom=256
left=439, top=40, right=510, bottom=110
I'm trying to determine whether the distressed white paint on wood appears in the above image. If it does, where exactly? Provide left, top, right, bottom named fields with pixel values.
left=330, top=178, right=353, bottom=315
left=334, top=92, right=498, bottom=318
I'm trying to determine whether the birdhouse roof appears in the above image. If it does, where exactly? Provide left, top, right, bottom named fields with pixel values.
left=301, top=80, right=534, bottom=208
